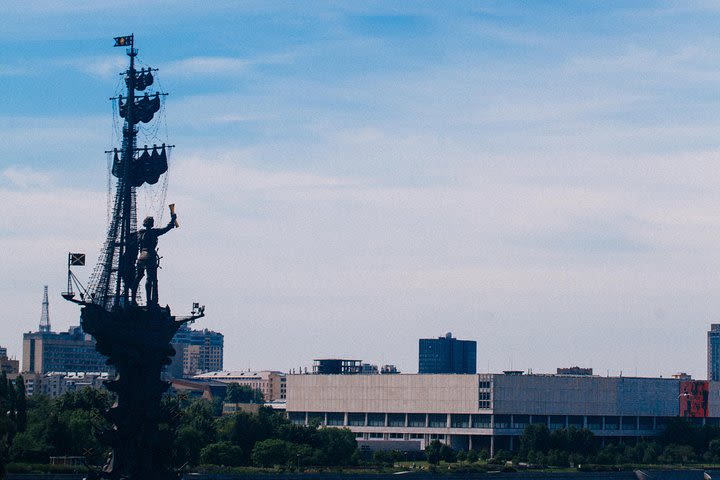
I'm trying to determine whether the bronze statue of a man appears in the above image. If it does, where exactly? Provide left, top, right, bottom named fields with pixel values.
left=131, top=214, right=177, bottom=305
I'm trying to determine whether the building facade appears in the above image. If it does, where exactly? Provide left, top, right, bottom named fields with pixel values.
left=0, top=346, right=19, bottom=379
left=709, top=324, right=720, bottom=381
left=22, top=327, right=110, bottom=374
left=23, top=372, right=109, bottom=397
left=168, top=324, right=224, bottom=378
left=193, top=370, right=287, bottom=401
left=419, top=333, right=477, bottom=374
left=286, top=372, right=718, bottom=455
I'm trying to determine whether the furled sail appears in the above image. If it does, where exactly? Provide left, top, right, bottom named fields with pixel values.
left=125, top=68, right=154, bottom=91
left=133, top=144, right=168, bottom=186
left=112, top=144, right=168, bottom=187
left=118, top=92, right=161, bottom=124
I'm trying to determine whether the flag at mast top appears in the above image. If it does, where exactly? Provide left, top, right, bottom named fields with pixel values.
left=114, top=35, right=134, bottom=47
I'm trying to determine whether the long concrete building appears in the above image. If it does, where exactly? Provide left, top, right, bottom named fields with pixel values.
left=286, top=372, right=718, bottom=454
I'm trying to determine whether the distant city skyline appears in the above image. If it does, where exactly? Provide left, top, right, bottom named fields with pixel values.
left=3, top=3, right=720, bottom=378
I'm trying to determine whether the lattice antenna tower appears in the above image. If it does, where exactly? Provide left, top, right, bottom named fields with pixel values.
left=39, top=285, right=50, bottom=333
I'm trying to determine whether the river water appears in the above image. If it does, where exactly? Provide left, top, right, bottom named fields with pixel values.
left=5, top=471, right=720, bottom=480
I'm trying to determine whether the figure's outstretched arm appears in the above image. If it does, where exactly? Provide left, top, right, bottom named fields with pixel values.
left=156, top=214, right=177, bottom=236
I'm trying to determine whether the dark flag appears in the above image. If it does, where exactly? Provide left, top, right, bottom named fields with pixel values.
left=69, top=253, right=86, bottom=266
left=114, top=35, right=133, bottom=47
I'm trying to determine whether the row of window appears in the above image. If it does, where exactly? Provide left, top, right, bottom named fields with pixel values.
left=356, top=432, right=445, bottom=441
left=289, top=412, right=707, bottom=430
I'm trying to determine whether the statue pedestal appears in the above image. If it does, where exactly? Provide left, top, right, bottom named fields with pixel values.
left=81, top=304, right=183, bottom=480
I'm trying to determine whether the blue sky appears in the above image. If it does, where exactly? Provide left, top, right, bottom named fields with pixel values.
left=2, top=2, right=720, bottom=377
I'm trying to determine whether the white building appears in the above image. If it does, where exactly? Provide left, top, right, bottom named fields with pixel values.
left=286, top=372, right=717, bottom=455
left=193, top=370, right=287, bottom=401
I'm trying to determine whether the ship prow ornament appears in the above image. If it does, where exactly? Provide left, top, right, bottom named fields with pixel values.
left=64, top=35, right=204, bottom=480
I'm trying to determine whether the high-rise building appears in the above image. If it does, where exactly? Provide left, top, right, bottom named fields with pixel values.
left=418, top=332, right=476, bottom=374
left=22, top=326, right=111, bottom=374
left=167, top=324, right=224, bottom=378
left=22, top=288, right=110, bottom=375
left=708, top=324, right=720, bottom=380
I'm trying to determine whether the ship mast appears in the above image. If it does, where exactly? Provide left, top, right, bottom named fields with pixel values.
left=116, top=43, right=137, bottom=306
left=88, top=35, right=166, bottom=310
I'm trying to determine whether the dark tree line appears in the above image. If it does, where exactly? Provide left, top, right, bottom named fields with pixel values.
left=169, top=397, right=357, bottom=468
left=0, top=373, right=28, bottom=477
left=511, top=420, right=720, bottom=467
left=2, top=386, right=357, bottom=471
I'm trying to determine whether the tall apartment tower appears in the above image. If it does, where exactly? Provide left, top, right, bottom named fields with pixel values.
left=166, top=324, right=224, bottom=378
left=418, top=332, right=477, bottom=374
left=708, top=324, right=720, bottom=380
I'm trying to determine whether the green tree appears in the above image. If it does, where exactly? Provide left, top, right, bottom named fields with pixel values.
left=226, top=383, right=264, bottom=404
left=14, top=375, right=27, bottom=433
left=217, top=410, right=275, bottom=464
left=466, top=449, right=479, bottom=463
left=311, top=427, right=357, bottom=465
left=425, top=440, right=442, bottom=464
left=519, top=423, right=551, bottom=457
left=566, top=427, right=596, bottom=455
left=251, top=438, right=295, bottom=467
left=173, top=398, right=217, bottom=465
left=200, top=441, right=244, bottom=466
left=659, top=444, right=696, bottom=464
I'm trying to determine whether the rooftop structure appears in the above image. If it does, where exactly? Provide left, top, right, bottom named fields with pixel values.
left=556, top=366, right=593, bottom=376
left=419, top=332, right=477, bottom=374
left=312, top=358, right=362, bottom=375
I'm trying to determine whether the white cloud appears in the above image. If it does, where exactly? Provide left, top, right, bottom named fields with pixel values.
left=2, top=167, right=53, bottom=189
left=164, top=57, right=252, bottom=76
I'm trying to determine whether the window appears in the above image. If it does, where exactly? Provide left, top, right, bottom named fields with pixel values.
left=348, top=413, right=365, bottom=426
left=621, top=416, right=637, bottom=430
left=478, top=400, right=491, bottom=409
left=451, top=414, right=469, bottom=428
left=388, top=413, right=405, bottom=427
left=308, top=412, right=324, bottom=425
left=355, top=432, right=365, bottom=439
left=408, top=414, right=425, bottom=427
left=428, top=414, right=447, bottom=428
left=531, top=415, right=548, bottom=426
left=326, top=413, right=344, bottom=426
left=472, top=414, right=491, bottom=428
left=568, top=416, right=583, bottom=428
left=389, top=433, right=404, bottom=439
left=604, top=416, right=619, bottom=430
left=289, top=412, right=305, bottom=425
left=513, top=415, right=529, bottom=429
left=639, top=417, right=654, bottom=430
left=478, top=381, right=491, bottom=389
left=587, top=416, right=602, bottom=430
left=410, top=433, right=423, bottom=439
left=368, top=413, right=385, bottom=426
left=549, top=416, right=565, bottom=430
left=369, top=432, right=383, bottom=439
left=494, top=415, right=510, bottom=428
